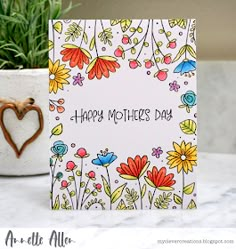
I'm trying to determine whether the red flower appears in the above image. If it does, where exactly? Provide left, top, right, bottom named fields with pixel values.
left=167, top=39, right=177, bottom=49
left=74, top=148, right=89, bottom=158
left=66, top=161, right=77, bottom=172
left=154, top=69, right=168, bottom=81
left=86, top=56, right=120, bottom=80
left=60, top=44, right=91, bottom=69
left=95, top=183, right=102, bottom=190
left=117, top=155, right=150, bottom=180
left=145, top=166, right=176, bottom=190
left=129, top=59, right=141, bottom=69
left=122, top=35, right=131, bottom=45
left=163, top=54, right=172, bottom=64
left=60, top=180, right=71, bottom=189
left=114, top=46, right=125, bottom=58
left=88, top=171, right=96, bottom=179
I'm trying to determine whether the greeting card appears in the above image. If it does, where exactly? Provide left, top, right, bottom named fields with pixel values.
left=49, top=19, right=197, bottom=210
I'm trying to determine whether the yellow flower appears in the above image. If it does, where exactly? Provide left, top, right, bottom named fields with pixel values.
left=167, top=141, right=197, bottom=174
left=49, top=59, right=71, bottom=94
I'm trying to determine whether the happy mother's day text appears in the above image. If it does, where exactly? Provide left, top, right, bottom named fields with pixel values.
left=70, top=108, right=173, bottom=124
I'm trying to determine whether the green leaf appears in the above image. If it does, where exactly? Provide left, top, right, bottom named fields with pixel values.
left=133, top=38, right=138, bottom=44
left=83, top=32, right=88, bottom=44
left=180, top=119, right=197, bottom=135
left=148, top=191, right=153, bottom=204
left=173, top=194, right=183, bottom=205
left=70, top=191, right=75, bottom=197
left=89, top=36, right=95, bottom=51
left=50, top=123, right=63, bottom=138
left=139, top=161, right=150, bottom=178
left=52, top=195, right=60, bottom=210
left=68, top=176, right=75, bottom=181
left=110, top=19, right=120, bottom=26
left=187, top=199, right=197, bottom=209
left=144, top=176, right=156, bottom=188
left=53, top=21, right=63, bottom=34
left=183, top=183, right=195, bottom=195
left=169, top=19, right=187, bottom=29
left=131, top=47, right=136, bottom=54
left=76, top=170, right=81, bottom=176
left=48, top=40, right=54, bottom=51
left=141, top=184, right=146, bottom=198
left=101, top=175, right=111, bottom=197
left=120, top=19, right=132, bottom=32
left=173, top=45, right=187, bottom=62
left=111, top=183, right=127, bottom=204
left=157, top=186, right=174, bottom=191
left=186, top=45, right=196, bottom=59
left=119, top=174, right=137, bottom=180
left=80, top=181, right=85, bottom=188
left=116, top=199, right=127, bottom=210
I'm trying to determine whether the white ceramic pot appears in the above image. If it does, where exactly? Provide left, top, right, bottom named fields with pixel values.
left=0, top=69, right=48, bottom=175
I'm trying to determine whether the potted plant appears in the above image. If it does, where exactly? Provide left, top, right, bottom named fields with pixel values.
left=0, top=0, right=76, bottom=175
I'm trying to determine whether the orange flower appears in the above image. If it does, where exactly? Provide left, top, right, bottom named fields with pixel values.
left=117, top=155, right=150, bottom=180
left=86, top=56, right=120, bottom=80
left=60, top=44, right=91, bottom=69
left=145, top=166, right=175, bottom=190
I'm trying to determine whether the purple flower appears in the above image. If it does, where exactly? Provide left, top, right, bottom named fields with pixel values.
left=73, top=73, right=85, bottom=86
left=169, top=81, right=180, bottom=92
left=152, top=147, right=163, bottom=158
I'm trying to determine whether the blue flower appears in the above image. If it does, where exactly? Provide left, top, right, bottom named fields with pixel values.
left=92, top=150, right=117, bottom=167
left=174, top=59, right=196, bottom=76
left=180, top=90, right=197, bottom=113
left=51, top=140, right=68, bottom=161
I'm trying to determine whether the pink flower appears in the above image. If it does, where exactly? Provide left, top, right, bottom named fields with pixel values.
left=114, top=46, right=124, bottom=58
left=88, top=171, right=96, bottom=179
left=95, top=183, right=102, bottom=190
left=163, top=54, right=172, bottom=64
left=167, top=39, right=177, bottom=49
left=154, top=69, right=168, bottom=81
left=169, top=80, right=180, bottom=92
left=60, top=180, right=71, bottom=189
left=74, top=148, right=89, bottom=158
left=122, top=35, right=131, bottom=45
left=129, top=59, right=141, bottom=69
left=66, top=161, right=77, bottom=171
left=144, top=60, right=153, bottom=69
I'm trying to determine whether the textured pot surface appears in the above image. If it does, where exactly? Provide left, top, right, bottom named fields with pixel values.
left=0, top=69, right=48, bottom=175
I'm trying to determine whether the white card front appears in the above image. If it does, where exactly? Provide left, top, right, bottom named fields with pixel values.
left=49, top=19, right=197, bottom=210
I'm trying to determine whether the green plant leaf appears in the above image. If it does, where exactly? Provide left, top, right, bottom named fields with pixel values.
left=120, top=19, right=132, bottom=32
left=187, top=199, right=197, bottom=209
left=89, top=36, right=95, bottom=51
left=116, top=199, right=127, bottom=210
left=50, top=123, right=63, bottom=138
left=139, top=161, right=150, bottom=178
left=111, top=183, right=127, bottom=204
left=141, top=184, right=146, bottom=198
left=172, top=45, right=187, bottom=62
left=101, top=175, right=111, bottom=197
left=179, top=119, right=197, bottom=135
left=110, top=19, right=120, bottom=26
left=53, top=21, right=63, bottom=34
left=70, top=191, right=75, bottom=197
left=186, top=45, right=196, bottom=59
left=183, top=183, right=195, bottom=195
left=144, top=176, right=156, bottom=188
left=119, top=174, right=137, bottom=180
left=148, top=191, right=153, bottom=204
left=158, top=186, right=174, bottom=191
left=173, top=194, right=183, bottom=205
left=169, top=19, right=187, bottom=29
left=52, top=195, right=60, bottom=210
left=68, top=176, right=75, bottom=181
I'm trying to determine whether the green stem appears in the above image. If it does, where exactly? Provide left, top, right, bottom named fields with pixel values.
left=149, top=188, right=157, bottom=209
left=72, top=170, right=78, bottom=209
left=185, top=19, right=191, bottom=58
left=50, top=158, right=57, bottom=209
left=76, top=158, right=83, bottom=209
left=66, top=187, right=74, bottom=210
left=80, top=178, right=90, bottom=210
left=138, top=179, right=143, bottom=209
left=81, top=188, right=96, bottom=207
left=106, top=167, right=112, bottom=210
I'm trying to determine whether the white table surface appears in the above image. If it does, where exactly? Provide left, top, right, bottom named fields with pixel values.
left=0, top=152, right=235, bottom=228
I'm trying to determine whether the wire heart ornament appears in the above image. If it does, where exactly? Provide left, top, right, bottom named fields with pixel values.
left=0, top=102, right=44, bottom=158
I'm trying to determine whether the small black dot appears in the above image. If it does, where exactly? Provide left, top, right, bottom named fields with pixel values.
left=89, top=26, right=91, bottom=28
left=161, top=160, right=163, bottom=162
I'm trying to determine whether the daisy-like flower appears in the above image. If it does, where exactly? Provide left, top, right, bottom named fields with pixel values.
left=145, top=166, right=176, bottom=190
left=167, top=141, right=197, bottom=174
left=86, top=56, right=120, bottom=80
left=117, top=155, right=150, bottom=180
left=49, top=59, right=71, bottom=94
left=60, top=44, right=91, bottom=69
